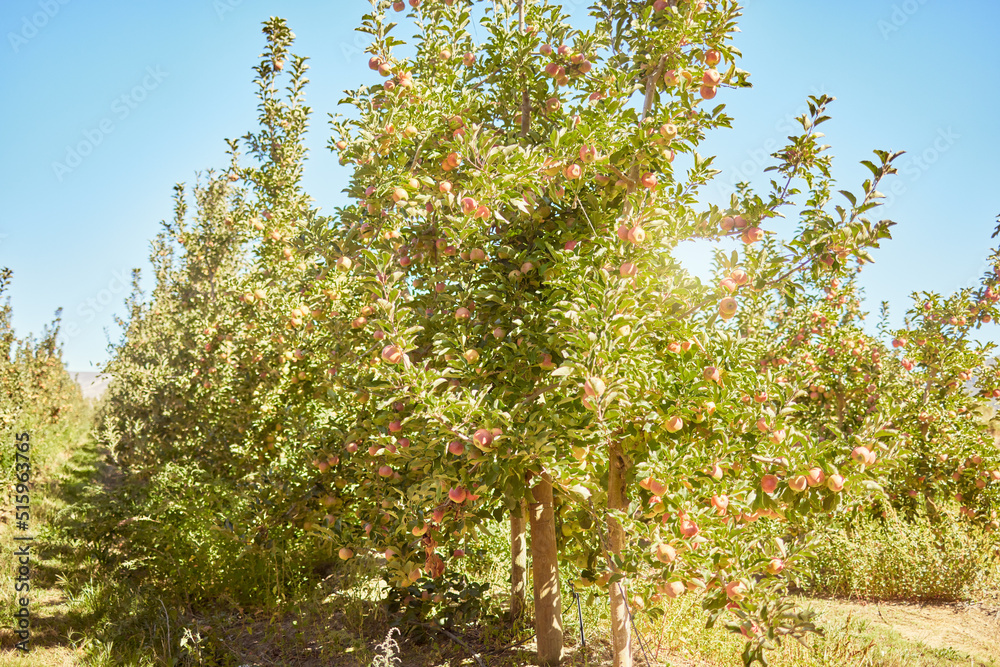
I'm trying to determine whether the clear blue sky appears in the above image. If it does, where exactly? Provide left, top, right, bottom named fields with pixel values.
left=2, top=1, right=998, bottom=371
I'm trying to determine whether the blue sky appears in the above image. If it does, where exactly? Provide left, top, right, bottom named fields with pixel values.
left=2, top=0, right=998, bottom=370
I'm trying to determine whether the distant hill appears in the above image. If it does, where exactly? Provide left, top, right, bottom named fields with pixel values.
left=71, top=372, right=111, bottom=400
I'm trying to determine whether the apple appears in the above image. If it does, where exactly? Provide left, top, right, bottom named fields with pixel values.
left=649, top=478, right=666, bottom=496
left=851, top=446, right=872, bottom=464
left=653, top=542, right=676, bottom=564
left=766, top=558, right=784, bottom=575
left=368, top=56, right=383, bottom=71
left=378, top=465, right=393, bottom=478
left=473, top=428, right=494, bottom=449
left=455, top=307, right=471, bottom=320
left=703, top=366, right=721, bottom=383
left=448, top=487, right=468, bottom=503
left=627, top=225, right=646, bottom=244
left=664, top=416, right=684, bottom=433
left=806, top=467, right=825, bottom=487
left=768, top=429, right=786, bottom=445
left=461, top=197, right=478, bottom=215
left=725, top=581, right=746, bottom=600
left=704, top=49, right=721, bottom=66
left=663, top=69, right=679, bottom=86
left=338, top=546, right=354, bottom=560
left=540, top=43, right=553, bottom=56
left=336, top=256, right=353, bottom=271
left=709, top=463, right=724, bottom=480
left=719, top=277, right=737, bottom=293
left=381, top=345, right=403, bottom=364
left=826, top=474, right=845, bottom=492
left=640, top=172, right=658, bottom=189
left=438, top=49, right=451, bottom=61
left=620, top=262, right=638, bottom=278
left=680, top=519, right=699, bottom=537
left=718, top=297, right=738, bottom=319
left=761, top=474, right=779, bottom=495
left=564, top=163, right=582, bottom=179
left=710, top=494, right=729, bottom=514
left=439, top=180, right=452, bottom=193
left=730, top=269, right=749, bottom=285
left=788, top=475, right=808, bottom=493
left=412, top=524, right=427, bottom=536
left=699, top=85, right=717, bottom=100
left=741, top=226, right=764, bottom=243
left=662, top=580, right=686, bottom=598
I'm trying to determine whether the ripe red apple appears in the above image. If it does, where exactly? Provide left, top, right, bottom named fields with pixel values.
left=662, top=580, right=686, bottom=598
left=338, top=546, right=354, bottom=560
left=627, top=225, right=646, bottom=244
left=664, top=416, right=684, bottom=433
left=679, top=519, right=699, bottom=537
left=620, top=262, right=638, bottom=278
left=704, top=49, right=721, bottom=66
left=448, top=487, right=468, bottom=503
left=730, top=269, right=749, bottom=285
left=699, top=85, right=717, bottom=100
left=564, top=163, right=582, bottom=179
left=381, top=345, right=403, bottom=364
left=378, top=465, right=393, bottom=478
left=709, top=463, right=724, bottom=480
left=649, top=478, right=667, bottom=496
left=640, top=172, right=658, bottom=189
left=806, top=467, right=825, bottom=487
left=472, top=428, right=494, bottom=449
left=710, top=494, right=729, bottom=514
left=741, top=226, right=764, bottom=243
left=768, top=429, right=786, bottom=445
left=455, top=307, right=471, bottom=320
left=761, top=474, right=779, bottom=495
left=788, top=475, right=808, bottom=493
left=703, top=366, right=721, bottom=383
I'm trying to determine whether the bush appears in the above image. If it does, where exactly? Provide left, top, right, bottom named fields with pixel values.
left=798, top=502, right=1000, bottom=602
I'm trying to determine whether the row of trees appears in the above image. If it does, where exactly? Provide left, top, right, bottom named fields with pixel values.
left=98, top=3, right=999, bottom=665
left=0, top=268, right=83, bottom=440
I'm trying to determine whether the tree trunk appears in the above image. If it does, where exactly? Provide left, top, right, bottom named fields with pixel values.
left=608, top=440, right=633, bottom=667
left=510, top=498, right=527, bottom=622
left=529, top=472, right=563, bottom=666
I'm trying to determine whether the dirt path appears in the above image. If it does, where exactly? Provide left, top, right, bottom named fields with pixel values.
left=803, top=596, right=1000, bottom=663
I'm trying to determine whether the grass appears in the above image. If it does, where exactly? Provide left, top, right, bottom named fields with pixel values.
left=2, top=422, right=998, bottom=666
